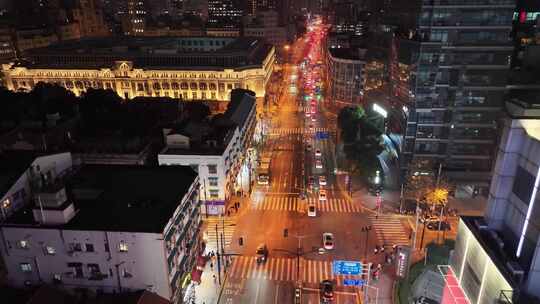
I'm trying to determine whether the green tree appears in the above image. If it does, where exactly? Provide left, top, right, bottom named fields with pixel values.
left=337, top=106, right=385, bottom=179
left=337, top=106, right=364, bottom=142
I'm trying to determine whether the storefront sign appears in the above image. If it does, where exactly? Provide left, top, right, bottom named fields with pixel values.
left=395, top=246, right=411, bottom=279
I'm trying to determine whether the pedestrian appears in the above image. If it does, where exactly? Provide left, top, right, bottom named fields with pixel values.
left=227, top=210, right=230, bottom=217
left=210, top=262, right=213, bottom=270
left=213, top=274, right=216, bottom=283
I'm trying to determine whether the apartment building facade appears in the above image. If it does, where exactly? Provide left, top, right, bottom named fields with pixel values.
left=0, top=154, right=202, bottom=302
left=402, top=0, right=515, bottom=196
left=158, top=89, right=257, bottom=215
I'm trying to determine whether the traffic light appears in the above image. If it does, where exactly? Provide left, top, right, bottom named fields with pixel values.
left=284, top=229, right=288, bottom=237
left=239, top=237, right=244, bottom=246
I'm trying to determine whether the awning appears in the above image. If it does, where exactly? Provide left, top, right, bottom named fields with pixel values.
left=191, top=269, right=202, bottom=284
left=197, top=255, right=207, bottom=268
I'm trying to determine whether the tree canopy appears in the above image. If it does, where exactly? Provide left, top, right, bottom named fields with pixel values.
left=337, top=105, right=385, bottom=179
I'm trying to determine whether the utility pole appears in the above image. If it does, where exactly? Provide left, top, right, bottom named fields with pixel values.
left=362, top=226, right=372, bottom=259
left=214, top=224, right=222, bottom=284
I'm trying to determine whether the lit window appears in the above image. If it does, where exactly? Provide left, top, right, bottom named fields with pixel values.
left=53, top=274, right=62, bottom=283
left=19, top=240, right=29, bottom=249
left=20, top=263, right=32, bottom=272
left=119, top=241, right=129, bottom=252
left=45, top=246, right=56, bottom=255
left=2, top=198, right=10, bottom=208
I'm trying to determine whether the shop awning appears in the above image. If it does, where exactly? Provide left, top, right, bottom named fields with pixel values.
left=191, top=269, right=202, bottom=284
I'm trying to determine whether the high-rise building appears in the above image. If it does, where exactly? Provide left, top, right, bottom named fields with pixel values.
left=402, top=0, right=515, bottom=197
left=118, top=0, right=148, bottom=35
left=427, top=5, right=540, bottom=297
left=70, top=0, right=109, bottom=37
left=207, top=0, right=243, bottom=26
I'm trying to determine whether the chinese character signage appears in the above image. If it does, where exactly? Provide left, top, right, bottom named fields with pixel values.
left=395, top=246, right=411, bottom=279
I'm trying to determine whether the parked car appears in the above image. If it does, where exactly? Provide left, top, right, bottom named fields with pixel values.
left=414, top=296, right=439, bottom=304
left=318, top=175, right=327, bottom=186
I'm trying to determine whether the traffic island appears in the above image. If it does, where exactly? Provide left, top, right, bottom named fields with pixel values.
left=395, top=241, right=454, bottom=304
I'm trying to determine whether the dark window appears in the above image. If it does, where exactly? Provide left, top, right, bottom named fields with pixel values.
left=513, top=166, right=535, bottom=204
left=70, top=243, right=82, bottom=252
left=67, top=262, right=84, bottom=278
left=85, top=244, right=94, bottom=252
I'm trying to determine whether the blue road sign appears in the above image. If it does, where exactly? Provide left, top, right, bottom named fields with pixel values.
left=315, top=131, right=329, bottom=140
left=332, top=260, right=362, bottom=275
left=343, top=279, right=364, bottom=287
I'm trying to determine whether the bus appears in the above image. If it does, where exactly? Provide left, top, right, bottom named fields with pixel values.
left=257, top=153, right=272, bottom=185
left=257, top=162, right=271, bottom=185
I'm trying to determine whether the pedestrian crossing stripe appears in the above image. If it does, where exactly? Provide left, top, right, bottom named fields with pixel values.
left=368, top=215, right=410, bottom=246
left=228, top=256, right=362, bottom=286
left=203, top=217, right=236, bottom=249
left=249, top=197, right=362, bottom=213
left=268, top=127, right=330, bottom=136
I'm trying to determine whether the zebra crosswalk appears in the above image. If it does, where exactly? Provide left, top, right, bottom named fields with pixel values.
left=269, top=127, right=329, bottom=136
left=249, top=196, right=363, bottom=213
left=368, top=214, right=410, bottom=246
left=227, top=256, right=360, bottom=286
left=203, top=216, right=236, bottom=250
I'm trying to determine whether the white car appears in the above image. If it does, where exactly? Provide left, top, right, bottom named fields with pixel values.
left=315, top=149, right=322, bottom=157
left=308, top=204, right=317, bottom=217
left=319, top=190, right=327, bottom=201
left=319, top=176, right=327, bottom=186
left=315, top=159, right=323, bottom=169
left=322, top=233, right=334, bottom=250
left=306, top=144, right=312, bottom=151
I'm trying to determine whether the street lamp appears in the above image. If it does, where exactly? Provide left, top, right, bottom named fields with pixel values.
left=372, top=103, right=388, bottom=134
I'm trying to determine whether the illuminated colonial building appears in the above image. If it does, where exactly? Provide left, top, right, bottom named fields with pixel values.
left=2, top=36, right=275, bottom=101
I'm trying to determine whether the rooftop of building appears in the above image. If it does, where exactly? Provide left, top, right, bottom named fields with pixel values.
left=161, top=89, right=256, bottom=156
left=224, top=89, right=256, bottom=129
left=328, top=47, right=367, bottom=61
left=17, top=36, right=273, bottom=70
left=0, top=150, right=40, bottom=196
left=4, top=165, right=197, bottom=233
left=0, top=285, right=172, bottom=304
left=461, top=216, right=518, bottom=287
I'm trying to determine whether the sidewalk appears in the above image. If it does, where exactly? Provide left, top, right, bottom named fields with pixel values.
left=194, top=256, right=222, bottom=304
left=196, top=194, right=251, bottom=304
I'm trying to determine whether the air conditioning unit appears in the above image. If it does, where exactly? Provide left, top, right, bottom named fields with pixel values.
left=506, top=261, right=525, bottom=285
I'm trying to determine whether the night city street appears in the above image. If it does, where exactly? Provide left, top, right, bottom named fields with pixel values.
left=1, top=1, right=538, bottom=304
